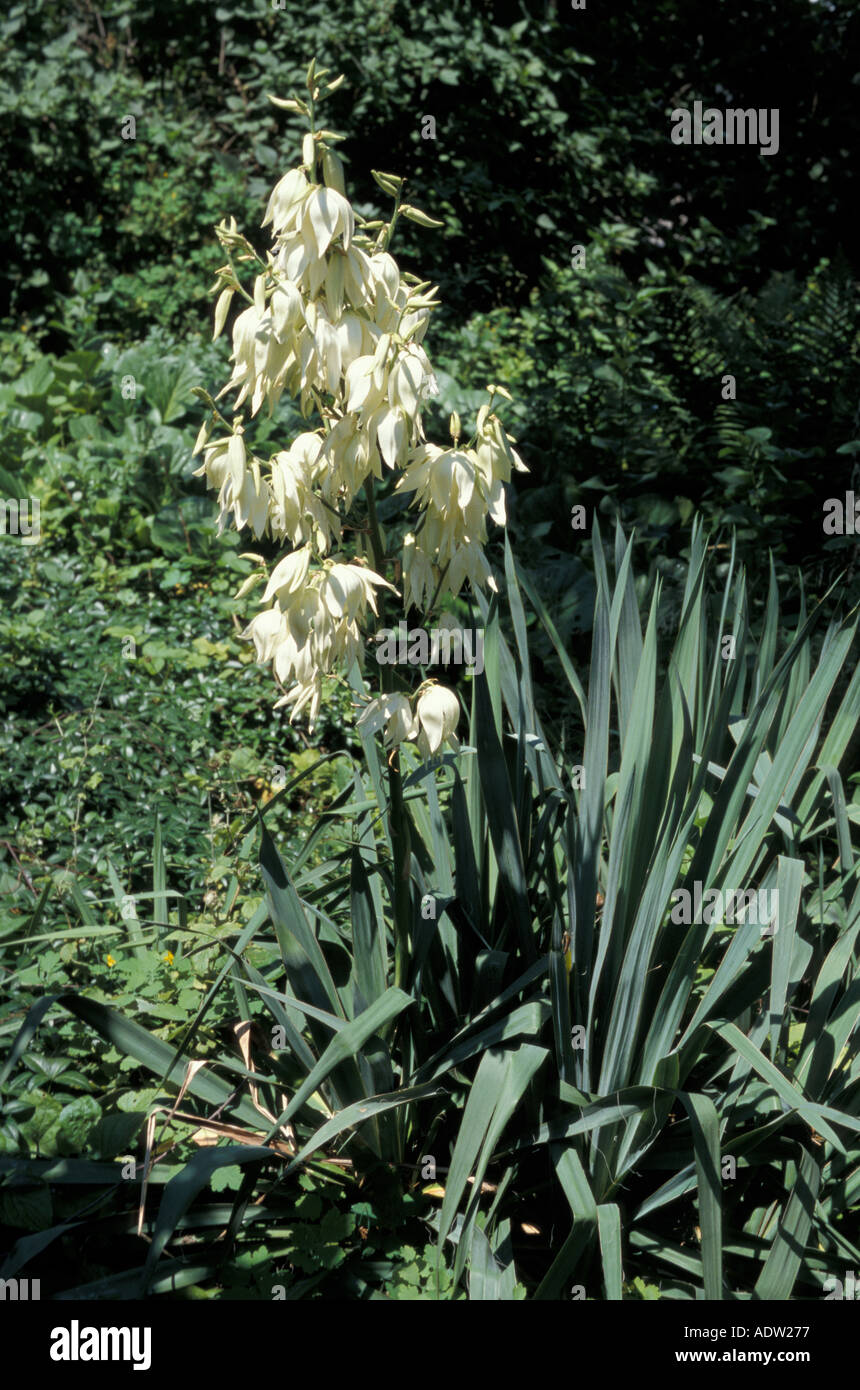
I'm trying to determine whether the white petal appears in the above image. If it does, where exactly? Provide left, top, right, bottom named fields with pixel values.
left=345, top=356, right=375, bottom=413
left=271, top=282, right=302, bottom=337
left=322, top=565, right=359, bottom=621
left=416, top=685, right=460, bottom=755
left=227, top=433, right=246, bottom=493
left=374, top=405, right=407, bottom=469
left=487, top=478, right=507, bottom=526
left=357, top=692, right=411, bottom=740
left=262, top=546, right=311, bottom=602
left=242, top=606, right=284, bottom=662
left=389, top=351, right=423, bottom=418
left=306, top=186, right=353, bottom=258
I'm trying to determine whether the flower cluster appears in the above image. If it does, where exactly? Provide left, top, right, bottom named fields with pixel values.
left=356, top=685, right=461, bottom=760
left=243, top=548, right=394, bottom=727
left=396, top=400, right=528, bottom=611
left=193, top=64, right=526, bottom=748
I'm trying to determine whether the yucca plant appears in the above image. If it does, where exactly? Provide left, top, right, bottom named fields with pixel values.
left=3, top=58, right=858, bottom=1298
left=246, top=515, right=859, bottom=1299
left=3, top=518, right=858, bottom=1298
left=233, top=516, right=859, bottom=1301
left=458, top=520, right=860, bottom=1299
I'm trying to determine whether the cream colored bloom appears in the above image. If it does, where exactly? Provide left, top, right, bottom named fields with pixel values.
left=446, top=539, right=496, bottom=596
left=401, top=531, right=436, bottom=613
left=318, top=561, right=396, bottom=623
left=475, top=411, right=528, bottom=481
left=223, top=302, right=294, bottom=417
left=270, top=280, right=304, bottom=339
left=193, top=428, right=271, bottom=537
left=319, top=414, right=377, bottom=507
left=388, top=344, right=435, bottom=416
left=356, top=684, right=460, bottom=758
left=241, top=556, right=397, bottom=731
left=345, top=350, right=388, bottom=417
left=302, top=185, right=354, bottom=257
left=244, top=604, right=286, bottom=663
left=342, top=244, right=376, bottom=312
left=274, top=670, right=323, bottom=728
left=414, top=684, right=461, bottom=757
left=200, top=136, right=523, bottom=728
left=232, top=458, right=270, bottom=538
left=366, top=403, right=408, bottom=469
left=262, top=168, right=311, bottom=237
left=262, top=543, right=313, bottom=603
left=270, top=434, right=336, bottom=551
left=356, top=693, right=417, bottom=747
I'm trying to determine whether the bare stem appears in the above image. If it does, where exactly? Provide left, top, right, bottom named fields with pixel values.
left=362, top=475, right=411, bottom=1002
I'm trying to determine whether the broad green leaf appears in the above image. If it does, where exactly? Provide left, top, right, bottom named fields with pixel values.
left=753, top=1147, right=821, bottom=1300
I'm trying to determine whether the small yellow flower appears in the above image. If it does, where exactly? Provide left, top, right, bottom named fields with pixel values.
left=106, top=954, right=116, bottom=967
left=163, top=951, right=174, bottom=965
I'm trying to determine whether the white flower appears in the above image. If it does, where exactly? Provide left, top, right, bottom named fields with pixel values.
left=401, top=531, right=436, bottom=613
left=388, top=347, right=426, bottom=417
left=242, top=605, right=285, bottom=663
left=356, top=693, right=417, bottom=747
left=414, top=685, right=461, bottom=757
left=262, top=544, right=313, bottom=603
left=475, top=414, right=529, bottom=483
left=367, top=403, right=409, bottom=470
left=447, top=540, right=497, bottom=596
left=320, top=414, right=376, bottom=508
left=233, top=458, right=270, bottom=538
left=270, top=280, right=304, bottom=339
left=269, top=438, right=335, bottom=552
left=368, top=252, right=400, bottom=326
left=342, top=245, right=376, bottom=311
left=301, top=185, right=354, bottom=257
left=262, top=168, right=311, bottom=237
left=396, top=445, right=476, bottom=515
left=223, top=303, right=294, bottom=416
left=319, top=562, right=396, bottom=623
left=345, top=352, right=387, bottom=416
left=334, top=312, right=372, bottom=373
left=274, top=671, right=322, bottom=730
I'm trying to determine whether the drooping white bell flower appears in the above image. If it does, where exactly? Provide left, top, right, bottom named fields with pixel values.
left=356, top=693, right=417, bottom=747
left=262, top=168, right=311, bottom=237
left=301, top=185, right=354, bottom=258
left=262, top=544, right=313, bottom=603
left=414, top=684, right=461, bottom=757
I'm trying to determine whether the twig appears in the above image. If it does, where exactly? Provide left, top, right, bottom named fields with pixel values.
left=0, top=840, right=37, bottom=897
